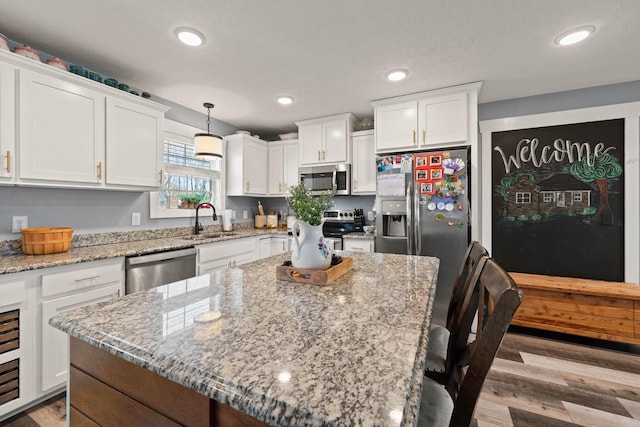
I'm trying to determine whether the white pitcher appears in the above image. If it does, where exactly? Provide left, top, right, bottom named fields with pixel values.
left=291, top=220, right=332, bottom=270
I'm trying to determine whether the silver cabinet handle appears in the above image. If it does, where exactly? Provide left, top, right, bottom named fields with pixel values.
left=74, top=275, right=100, bottom=283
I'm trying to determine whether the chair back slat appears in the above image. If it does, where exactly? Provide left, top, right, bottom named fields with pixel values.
left=446, top=241, right=489, bottom=330
left=446, top=258, right=524, bottom=426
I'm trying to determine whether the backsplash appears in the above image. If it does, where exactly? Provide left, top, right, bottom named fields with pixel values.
left=0, top=223, right=255, bottom=255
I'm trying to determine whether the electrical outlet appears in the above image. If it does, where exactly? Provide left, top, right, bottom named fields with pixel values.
left=12, top=216, right=28, bottom=233
left=232, top=211, right=237, bottom=220
left=131, top=212, right=141, bottom=226
left=367, top=211, right=374, bottom=221
left=243, top=210, right=248, bottom=219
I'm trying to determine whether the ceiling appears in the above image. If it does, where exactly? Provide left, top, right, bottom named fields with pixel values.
left=1, top=0, right=639, bottom=138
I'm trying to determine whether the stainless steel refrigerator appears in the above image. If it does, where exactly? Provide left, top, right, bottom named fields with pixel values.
left=375, top=147, right=470, bottom=324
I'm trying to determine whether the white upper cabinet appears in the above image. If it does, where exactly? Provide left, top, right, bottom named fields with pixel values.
left=0, top=59, right=16, bottom=184
left=18, top=68, right=105, bottom=185
left=268, top=143, right=284, bottom=195
left=2, top=50, right=168, bottom=190
left=283, top=142, right=299, bottom=194
left=226, top=134, right=268, bottom=196
left=105, top=97, right=164, bottom=188
left=351, top=130, right=376, bottom=194
left=372, top=82, right=481, bottom=152
left=296, top=113, right=356, bottom=165
left=373, top=101, right=417, bottom=152
left=268, top=140, right=299, bottom=196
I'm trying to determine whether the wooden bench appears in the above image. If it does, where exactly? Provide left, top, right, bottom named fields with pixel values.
left=510, top=273, right=640, bottom=345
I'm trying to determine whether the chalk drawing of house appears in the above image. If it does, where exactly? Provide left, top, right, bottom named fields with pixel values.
left=507, top=174, right=592, bottom=218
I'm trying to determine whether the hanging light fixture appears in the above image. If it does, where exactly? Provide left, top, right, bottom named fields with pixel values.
left=194, top=102, right=223, bottom=159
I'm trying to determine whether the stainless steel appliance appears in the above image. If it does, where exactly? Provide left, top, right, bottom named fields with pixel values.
left=125, top=247, right=197, bottom=294
left=322, top=209, right=363, bottom=250
left=375, top=148, right=470, bottom=324
left=299, top=164, right=350, bottom=195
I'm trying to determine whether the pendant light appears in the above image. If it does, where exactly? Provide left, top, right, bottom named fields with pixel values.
left=194, top=102, right=223, bottom=159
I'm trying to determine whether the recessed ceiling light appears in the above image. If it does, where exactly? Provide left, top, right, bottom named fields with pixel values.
left=277, top=96, right=294, bottom=105
left=175, top=27, right=205, bottom=47
left=555, top=25, right=595, bottom=46
left=386, top=69, right=408, bottom=82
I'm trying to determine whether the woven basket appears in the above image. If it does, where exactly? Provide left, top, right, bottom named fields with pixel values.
left=21, top=227, right=74, bottom=255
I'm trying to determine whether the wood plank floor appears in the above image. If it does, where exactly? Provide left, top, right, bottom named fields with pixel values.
left=2, top=328, right=639, bottom=426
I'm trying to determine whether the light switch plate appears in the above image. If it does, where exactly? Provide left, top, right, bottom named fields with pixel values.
left=367, top=211, right=374, bottom=221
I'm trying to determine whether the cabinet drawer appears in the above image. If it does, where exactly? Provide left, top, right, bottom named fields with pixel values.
left=41, top=261, right=123, bottom=299
left=343, top=239, right=374, bottom=253
left=198, top=238, right=255, bottom=264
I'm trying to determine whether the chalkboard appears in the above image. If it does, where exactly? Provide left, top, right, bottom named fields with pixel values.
left=491, top=119, right=624, bottom=281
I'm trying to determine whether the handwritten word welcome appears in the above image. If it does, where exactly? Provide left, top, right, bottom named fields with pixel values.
left=494, top=138, right=615, bottom=174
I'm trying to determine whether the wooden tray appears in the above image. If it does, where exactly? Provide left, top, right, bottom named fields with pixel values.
left=276, top=257, right=353, bottom=286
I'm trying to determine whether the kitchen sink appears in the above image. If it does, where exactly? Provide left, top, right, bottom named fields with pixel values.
left=180, top=233, right=237, bottom=240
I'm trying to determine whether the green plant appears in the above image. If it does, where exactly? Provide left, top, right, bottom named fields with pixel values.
left=179, top=194, right=202, bottom=204
left=286, top=183, right=335, bottom=226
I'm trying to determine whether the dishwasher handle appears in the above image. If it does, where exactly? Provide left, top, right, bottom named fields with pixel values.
left=126, top=247, right=196, bottom=267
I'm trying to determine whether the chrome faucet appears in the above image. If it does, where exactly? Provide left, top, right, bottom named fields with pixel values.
left=195, top=202, right=217, bottom=235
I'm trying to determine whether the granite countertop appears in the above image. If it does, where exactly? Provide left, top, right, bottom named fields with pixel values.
left=0, top=227, right=289, bottom=275
left=50, top=252, right=439, bottom=427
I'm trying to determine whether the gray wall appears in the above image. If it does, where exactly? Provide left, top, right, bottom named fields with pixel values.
left=1, top=80, right=638, bottom=241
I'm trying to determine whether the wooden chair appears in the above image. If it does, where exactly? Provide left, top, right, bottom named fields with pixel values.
left=424, top=241, right=488, bottom=384
left=418, top=257, right=524, bottom=426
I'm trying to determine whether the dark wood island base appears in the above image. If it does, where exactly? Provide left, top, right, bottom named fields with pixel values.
left=69, top=337, right=269, bottom=427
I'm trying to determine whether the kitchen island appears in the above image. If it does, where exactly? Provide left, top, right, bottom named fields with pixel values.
left=50, top=251, right=439, bottom=427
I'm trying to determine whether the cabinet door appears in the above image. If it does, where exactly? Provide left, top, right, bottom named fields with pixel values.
left=270, top=237, right=288, bottom=256
left=418, top=92, right=468, bottom=146
left=352, top=133, right=376, bottom=194
left=268, top=144, right=284, bottom=195
left=374, top=101, right=417, bottom=152
left=282, top=142, right=299, bottom=195
left=0, top=60, right=16, bottom=184
left=41, top=284, right=120, bottom=391
left=244, top=140, right=267, bottom=195
left=299, top=123, right=323, bottom=164
left=18, top=68, right=105, bottom=184
left=106, top=97, right=163, bottom=189
left=258, top=237, right=272, bottom=259
left=323, top=119, right=348, bottom=163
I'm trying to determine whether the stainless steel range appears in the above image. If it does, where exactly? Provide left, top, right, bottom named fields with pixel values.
left=322, top=209, right=365, bottom=250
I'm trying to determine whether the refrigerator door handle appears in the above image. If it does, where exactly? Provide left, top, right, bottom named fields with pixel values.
left=414, top=175, right=421, bottom=256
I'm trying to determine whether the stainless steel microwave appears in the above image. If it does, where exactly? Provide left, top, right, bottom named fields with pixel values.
left=299, top=164, right=350, bottom=196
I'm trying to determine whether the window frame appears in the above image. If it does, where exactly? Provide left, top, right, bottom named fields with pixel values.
left=515, top=192, right=531, bottom=204
left=149, top=120, right=225, bottom=219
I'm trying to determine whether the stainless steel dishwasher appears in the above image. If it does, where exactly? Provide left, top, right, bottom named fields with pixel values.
left=125, top=247, right=197, bottom=294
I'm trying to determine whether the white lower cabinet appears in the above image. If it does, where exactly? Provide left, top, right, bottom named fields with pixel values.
left=197, top=237, right=257, bottom=275
left=258, top=236, right=288, bottom=259
left=343, top=238, right=374, bottom=253
left=39, top=259, right=124, bottom=392
left=0, top=275, right=35, bottom=420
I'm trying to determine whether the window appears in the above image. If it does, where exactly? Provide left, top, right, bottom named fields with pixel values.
left=515, top=192, right=531, bottom=204
left=573, top=192, right=582, bottom=202
left=542, top=193, right=553, bottom=203
left=150, top=120, right=224, bottom=218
